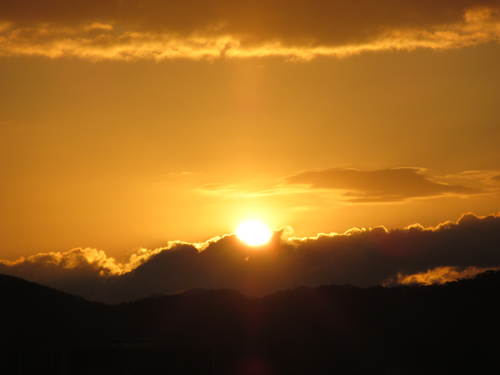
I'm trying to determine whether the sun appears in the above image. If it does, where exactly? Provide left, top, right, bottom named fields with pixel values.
left=236, top=220, right=272, bottom=246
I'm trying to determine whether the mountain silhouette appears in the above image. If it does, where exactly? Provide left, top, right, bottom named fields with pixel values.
left=1, top=271, right=499, bottom=374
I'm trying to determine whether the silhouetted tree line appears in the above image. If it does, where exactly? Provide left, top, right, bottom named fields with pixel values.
left=1, top=271, right=499, bottom=374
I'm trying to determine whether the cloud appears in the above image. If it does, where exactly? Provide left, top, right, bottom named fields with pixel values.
left=198, top=183, right=243, bottom=196
left=285, top=167, right=481, bottom=202
left=1, top=0, right=499, bottom=60
left=0, top=248, right=121, bottom=300
left=198, top=182, right=302, bottom=198
left=1, top=212, right=500, bottom=303
left=387, top=265, right=500, bottom=286
left=194, top=168, right=498, bottom=209
left=0, top=243, right=182, bottom=300
left=438, top=170, right=500, bottom=188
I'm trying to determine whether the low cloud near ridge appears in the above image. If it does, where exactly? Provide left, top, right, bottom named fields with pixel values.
left=1, top=213, right=500, bottom=303
left=1, top=0, right=500, bottom=60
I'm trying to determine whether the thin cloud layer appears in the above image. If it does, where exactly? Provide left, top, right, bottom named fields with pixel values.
left=199, top=168, right=496, bottom=202
left=285, top=167, right=481, bottom=202
left=1, top=0, right=499, bottom=60
left=1, top=213, right=500, bottom=303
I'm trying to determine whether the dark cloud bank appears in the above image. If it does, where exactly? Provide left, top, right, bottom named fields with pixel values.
left=1, top=213, right=500, bottom=303
left=3, top=0, right=498, bottom=41
left=2, top=0, right=500, bottom=60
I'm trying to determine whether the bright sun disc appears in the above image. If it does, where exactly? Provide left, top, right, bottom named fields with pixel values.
left=236, top=221, right=272, bottom=246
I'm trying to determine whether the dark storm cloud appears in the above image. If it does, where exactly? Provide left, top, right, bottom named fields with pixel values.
left=1, top=0, right=499, bottom=59
left=1, top=213, right=500, bottom=303
left=285, top=167, right=480, bottom=202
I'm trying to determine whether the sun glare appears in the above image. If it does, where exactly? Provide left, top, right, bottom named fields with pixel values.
left=236, top=220, right=272, bottom=246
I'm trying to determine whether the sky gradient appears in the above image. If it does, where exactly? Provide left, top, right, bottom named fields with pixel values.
left=1, top=1, right=500, bottom=295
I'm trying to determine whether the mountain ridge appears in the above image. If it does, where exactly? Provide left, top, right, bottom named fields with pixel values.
left=1, top=271, right=499, bottom=374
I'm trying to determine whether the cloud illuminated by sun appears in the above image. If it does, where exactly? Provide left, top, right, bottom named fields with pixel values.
left=236, top=221, right=272, bottom=246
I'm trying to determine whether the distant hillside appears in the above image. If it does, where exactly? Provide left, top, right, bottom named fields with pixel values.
left=0, top=274, right=106, bottom=350
left=1, top=272, right=499, bottom=374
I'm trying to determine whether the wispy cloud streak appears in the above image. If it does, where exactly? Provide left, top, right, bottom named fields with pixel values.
left=285, top=167, right=483, bottom=202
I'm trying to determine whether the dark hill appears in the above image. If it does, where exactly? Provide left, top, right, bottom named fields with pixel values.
left=0, top=274, right=106, bottom=350
left=1, top=272, right=500, bottom=374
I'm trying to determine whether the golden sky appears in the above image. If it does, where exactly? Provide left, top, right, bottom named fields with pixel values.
left=1, top=0, right=500, bottom=270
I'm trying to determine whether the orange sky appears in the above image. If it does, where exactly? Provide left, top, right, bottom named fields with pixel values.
left=1, top=0, right=500, bottom=262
